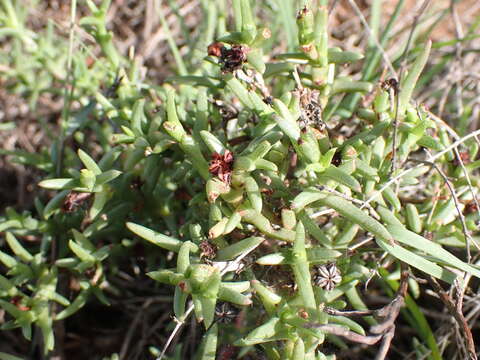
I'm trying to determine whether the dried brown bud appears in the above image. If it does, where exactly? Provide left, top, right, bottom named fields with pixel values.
left=298, top=309, right=309, bottom=319
left=209, top=150, right=234, bottom=184
left=199, top=240, right=218, bottom=259
left=297, top=6, right=309, bottom=20
left=300, top=44, right=313, bottom=53
left=207, top=42, right=225, bottom=57
left=219, top=45, right=247, bottom=72
left=62, top=191, right=92, bottom=213
left=381, top=78, right=399, bottom=95
left=464, top=201, right=478, bottom=215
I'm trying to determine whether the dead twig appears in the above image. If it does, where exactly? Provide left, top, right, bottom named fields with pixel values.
left=317, top=185, right=381, bottom=220
left=310, top=269, right=409, bottom=360
left=409, top=155, right=479, bottom=261
left=428, top=277, right=477, bottom=360
left=362, top=128, right=480, bottom=210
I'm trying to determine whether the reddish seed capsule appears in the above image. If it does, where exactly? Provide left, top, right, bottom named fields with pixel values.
left=207, top=42, right=224, bottom=57
left=219, top=45, right=247, bottom=72
left=298, top=309, right=309, bottom=319
left=209, top=150, right=234, bottom=184
left=464, top=201, right=478, bottom=215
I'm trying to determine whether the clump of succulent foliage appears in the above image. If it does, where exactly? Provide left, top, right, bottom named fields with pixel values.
left=1, top=0, right=480, bottom=359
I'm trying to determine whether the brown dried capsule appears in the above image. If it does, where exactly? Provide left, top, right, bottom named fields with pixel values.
left=199, top=240, right=218, bottom=260
left=331, top=150, right=342, bottom=166
left=381, top=78, right=399, bottom=95
left=209, top=150, right=234, bottom=184
left=215, top=302, right=239, bottom=324
left=464, top=200, right=478, bottom=215
left=313, top=263, right=342, bottom=291
left=219, top=45, right=247, bottom=72
left=207, top=42, right=225, bottom=57
left=298, top=309, right=309, bottom=319
left=62, top=191, right=92, bottom=213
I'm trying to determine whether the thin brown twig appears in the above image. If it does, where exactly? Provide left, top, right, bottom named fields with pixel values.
left=421, top=111, right=476, bottom=223
left=409, top=156, right=479, bottom=261
left=313, top=270, right=409, bottom=360
left=362, top=128, right=480, bottom=209
left=428, top=277, right=477, bottom=360
left=317, top=185, right=380, bottom=220
left=452, top=146, right=480, bottom=224
left=120, top=298, right=153, bottom=360
left=346, top=0, right=398, bottom=80
left=306, top=324, right=383, bottom=345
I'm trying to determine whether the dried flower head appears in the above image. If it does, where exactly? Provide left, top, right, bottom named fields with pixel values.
left=199, top=240, right=218, bottom=260
left=464, top=200, right=479, bottom=215
left=215, top=302, right=239, bottom=324
left=313, top=263, right=342, bottom=291
left=62, top=191, right=92, bottom=213
left=219, top=45, right=247, bottom=72
left=381, top=78, right=399, bottom=95
left=296, top=88, right=325, bottom=131
left=209, top=150, right=234, bottom=184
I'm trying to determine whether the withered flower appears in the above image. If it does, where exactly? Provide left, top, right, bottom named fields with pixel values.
left=208, top=42, right=247, bottom=72
left=207, top=42, right=225, bottom=57
left=219, top=45, right=247, bottom=72
left=296, top=88, right=325, bottom=131
left=209, top=150, right=234, bottom=184
left=215, top=302, right=239, bottom=324
left=62, top=191, right=92, bottom=213
left=381, top=78, right=399, bottom=95
left=464, top=200, right=479, bottom=215
left=199, top=240, right=218, bottom=260
left=313, top=263, right=342, bottom=291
